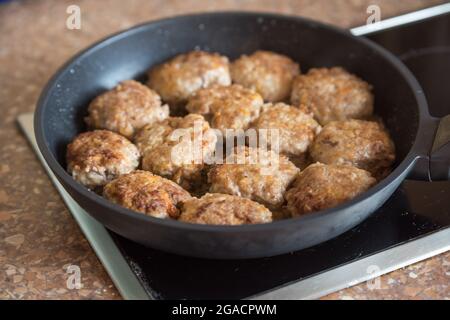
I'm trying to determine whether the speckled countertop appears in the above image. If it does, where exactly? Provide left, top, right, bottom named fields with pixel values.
left=0, top=0, right=449, bottom=300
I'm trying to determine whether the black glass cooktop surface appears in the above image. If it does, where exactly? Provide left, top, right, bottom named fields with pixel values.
left=108, top=11, right=450, bottom=300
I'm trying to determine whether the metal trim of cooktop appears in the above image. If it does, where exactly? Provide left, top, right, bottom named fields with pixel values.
left=251, top=228, right=450, bottom=299
left=18, top=113, right=450, bottom=300
left=350, top=3, right=450, bottom=36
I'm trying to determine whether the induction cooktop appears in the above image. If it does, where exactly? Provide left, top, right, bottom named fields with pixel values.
left=18, top=3, right=450, bottom=300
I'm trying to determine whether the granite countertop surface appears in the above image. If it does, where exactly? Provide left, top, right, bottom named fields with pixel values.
left=0, top=0, right=449, bottom=300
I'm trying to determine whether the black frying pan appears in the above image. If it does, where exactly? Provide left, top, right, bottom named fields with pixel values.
left=34, top=12, right=450, bottom=259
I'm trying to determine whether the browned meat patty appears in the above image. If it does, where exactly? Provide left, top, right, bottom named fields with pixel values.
left=285, top=163, right=376, bottom=216
left=137, top=114, right=217, bottom=191
left=103, top=170, right=191, bottom=219
left=147, top=51, right=231, bottom=112
left=231, top=50, right=300, bottom=102
left=85, top=80, right=169, bottom=138
left=251, top=102, right=321, bottom=165
left=186, top=84, right=263, bottom=133
left=179, top=193, right=272, bottom=225
left=309, top=119, right=395, bottom=179
left=66, top=130, right=140, bottom=189
left=208, top=146, right=299, bottom=209
left=291, top=67, right=373, bottom=125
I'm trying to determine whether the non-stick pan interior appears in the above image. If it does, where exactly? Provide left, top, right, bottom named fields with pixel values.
left=39, top=13, right=420, bottom=171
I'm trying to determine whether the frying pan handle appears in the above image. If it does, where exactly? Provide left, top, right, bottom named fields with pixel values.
left=429, top=115, right=450, bottom=180
left=409, top=115, right=450, bottom=181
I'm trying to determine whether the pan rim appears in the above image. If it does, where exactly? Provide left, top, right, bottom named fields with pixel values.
left=34, top=11, right=428, bottom=233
